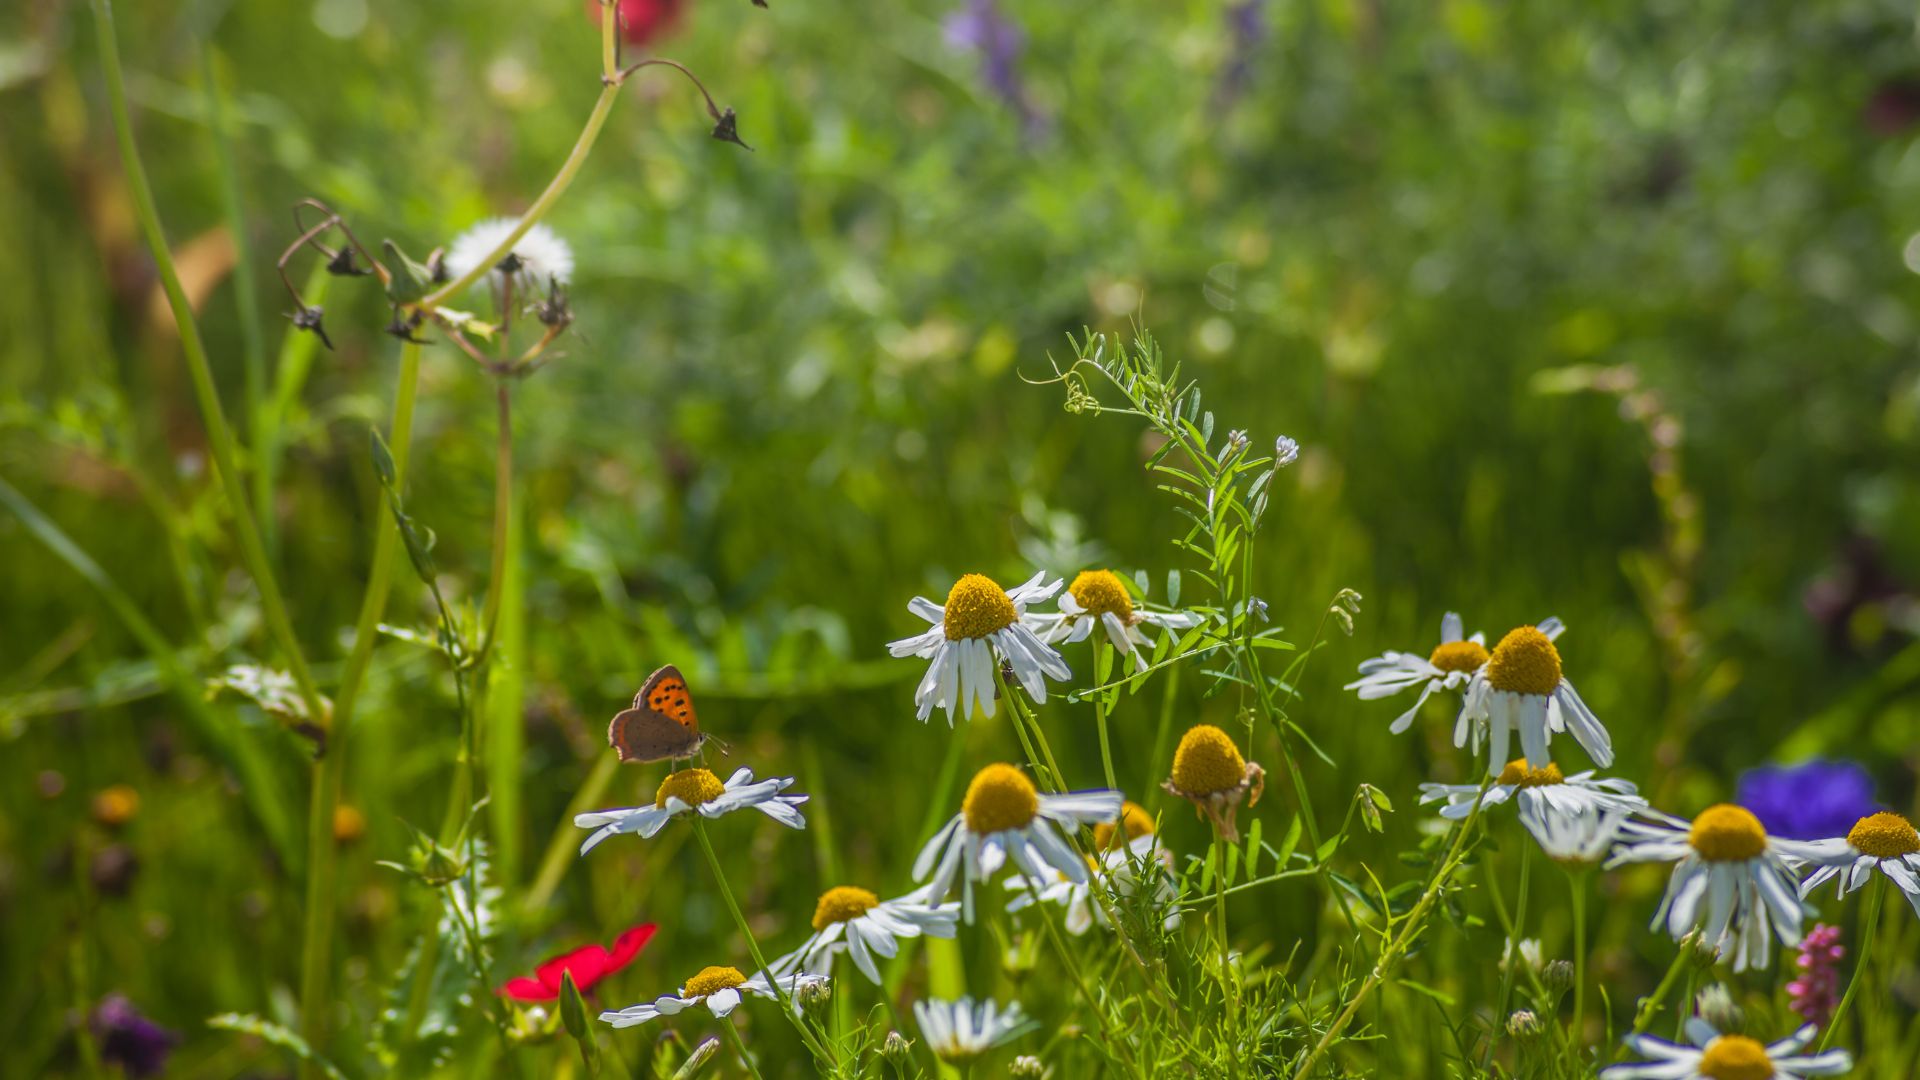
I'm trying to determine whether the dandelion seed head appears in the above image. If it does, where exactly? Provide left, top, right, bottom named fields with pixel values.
left=1093, top=800, right=1155, bottom=851
left=1485, top=626, right=1562, bottom=695
left=1171, top=725, right=1247, bottom=796
left=963, top=764, right=1040, bottom=833
left=1428, top=638, right=1490, bottom=674
left=1495, top=759, right=1565, bottom=788
left=681, top=965, right=746, bottom=998
left=943, top=574, right=1019, bottom=640
left=1697, top=1034, right=1772, bottom=1080
left=1688, top=804, right=1768, bottom=862
left=811, top=886, right=881, bottom=929
left=1068, top=569, right=1134, bottom=621
left=445, top=218, right=573, bottom=290
left=654, top=767, right=726, bottom=809
left=1846, top=811, right=1919, bottom=858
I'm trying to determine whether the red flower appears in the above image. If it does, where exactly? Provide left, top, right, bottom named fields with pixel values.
left=499, top=924, right=658, bottom=1002
left=585, top=0, right=688, bottom=47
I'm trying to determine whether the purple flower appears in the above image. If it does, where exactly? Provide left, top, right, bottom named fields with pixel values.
left=92, top=995, right=176, bottom=1078
left=1736, top=759, right=1879, bottom=841
left=943, top=0, right=1045, bottom=136
left=1215, top=0, right=1270, bottom=108
left=1788, top=924, right=1845, bottom=1026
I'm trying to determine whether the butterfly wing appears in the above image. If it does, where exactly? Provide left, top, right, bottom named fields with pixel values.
left=608, top=665, right=707, bottom=763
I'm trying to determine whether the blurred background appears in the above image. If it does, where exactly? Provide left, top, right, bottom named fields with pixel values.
left=6, top=0, right=1920, bottom=1074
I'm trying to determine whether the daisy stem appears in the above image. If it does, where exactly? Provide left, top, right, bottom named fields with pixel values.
left=1016, top=866, right=1140, bottom=1076
left=1627, top=942, right=1692, bottom=1036
left=1570, top=870, right=1588, bottom=1050
left=1483, top=840, right=1532, bottom=1069
left=1817, top=875, right=1886, bottom=1053
left=1212, top=827, right=1240, bottom=1042
left=1093, top=642, right=1120, bottom=793
left=691, top=820, right=838, bottom=1068
left=720, top=1018, right=767, bottom=1080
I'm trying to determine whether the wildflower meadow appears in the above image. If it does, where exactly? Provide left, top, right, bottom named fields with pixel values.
left=7, top=1, right=1920, bottom=1077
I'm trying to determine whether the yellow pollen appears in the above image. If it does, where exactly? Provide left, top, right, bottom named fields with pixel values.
left=962, top=763, right=1040, bottom=833
left=1093, top=800, right=1156, bottom=851
left=1688, top=804, right=1768, bottom=862
left=1696, top=1035, right=1772, bottom=1080
left=655, top=767, right=727, bottom=809
left=1069, top=569, right=1135, bottom=621
left=942, top=574, right=1019, bottom=640
left=1485, top=626, right=1563, bottom=696
left=1428, top=639, right=1490, bottom=674
left=682, top=965, right=747, bottom=998
left=1171, top=725, right=1247, bottom=796
left=1847, top=812, right=1920, bottom=859
left=1495, top=760, right=1565, bottom=788
left=812, top=886, right=881, bottom=929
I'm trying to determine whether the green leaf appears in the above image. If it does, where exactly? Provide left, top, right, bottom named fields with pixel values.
left=1166, top=568, right=1182, bottom=607
left=208, top=1013, right=348, bottom=1080
left=370, top=427, right=397, bottom=488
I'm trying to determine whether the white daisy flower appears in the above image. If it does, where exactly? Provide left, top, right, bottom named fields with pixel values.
left=1346, top=611, right=1498, bottom=733
left=1600, top=1019, right=1851, bottom=1079
left=574, top=766, right=807, bottom=854
left=1501, top=937, right=1544, bottom=972
left=1418, top=758, right=1646, bottom=823
left=1528, top=805, right=1632, bottom=869
left=444, top=218, right=574, bottom=291
left=1005, top=803, right=1178, bottom=934
left=888, top=572, right=1072, bottom=724
left=1607, top=804, right=1810, bottom=972
left=913, top=763, right=1122, bottom=922
left=1455, top=619, right=1613, bottom=773
left=599, top=965, right=827, bottom=1028
left=1795, top=811, right=1920, bottom=917
left=1023, top=569, right=1203, bottom=673
left=768, top=884, right=960, bottom=984
left=912, top=996, right=1039, bottom=1064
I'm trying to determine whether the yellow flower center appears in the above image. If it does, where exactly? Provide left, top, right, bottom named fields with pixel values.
left=655, top=767, right=726, bottom=809
left=1688, top=804, right=1768, bottom=863
left=943, top=573, right=1019, bottom=640
left=1171, top=725, right=1247, bottom=796
left=1847, top=811, right=1920, bottom=859
left=1485, top=626, right=1563, bottom=696
left=1093, top=800, right=1156, bottom=851
left=1428, top=639, right=1490, bottom=674
left=1495, top=760, right=1565, bottom=788
left=682, top=965, right=747, bottom=998
left=812, top=886, right=881, bottom=929
left=1697, top=1035, right=1772, bottom=1080
left=90, top=784, right=141, bottom=827
left=962, top=763, right=1040, bottom=834
left=1069, top=569, right=1135, bottom=621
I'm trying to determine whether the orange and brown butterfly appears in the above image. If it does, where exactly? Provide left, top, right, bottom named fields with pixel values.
left=608, top=665, right=710, bottom=764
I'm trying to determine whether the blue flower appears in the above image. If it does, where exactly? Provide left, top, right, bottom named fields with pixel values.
left=1736, top=759, right=1879, bottom=841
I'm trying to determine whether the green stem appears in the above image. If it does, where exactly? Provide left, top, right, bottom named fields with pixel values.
left=478, top=381, right=513, bottom=659
left=1818, top=876, right=1886, bottom=1053
left=1484, top=840, right=1532, bottom=1069
left=1571, top=871, right=1588, bottom=1050
left=1628, top=944, right=1692, bottom=1037
left=1092, top=643, right=1119, bottom=793
left=296, top=340, right=422, bottom=1071
left=1293, top=769, right=1494, bottom=1078
left=90, top=0, right=324, bottom=726
left=1014, top=866, right=1137, bottom=1075
left=691, top=820, right=837, bottom=1068
left=1213, top=827, right=1238, bottom=1049
left=720, top=1019, right=767, bottom=1080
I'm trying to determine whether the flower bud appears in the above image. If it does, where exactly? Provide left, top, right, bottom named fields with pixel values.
left=796, top=978, right=833, bottom=1014
left=1695, top=983, right=1744, bottom=1033
left=1541, top=959, right=1574, bottom=999
left=881, top=1031, right=913, bottom=1066
left=1010, top=1054, right=1048, bottom=1078
left=1506, top=1010, right=1543, bottom=1039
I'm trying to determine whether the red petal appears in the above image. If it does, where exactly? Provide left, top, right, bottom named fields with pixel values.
left=605, top=924, right=658, bottom=972
left=535, top=944, right=615, bottom=994
left=500, top=977, right=556, bottom=1001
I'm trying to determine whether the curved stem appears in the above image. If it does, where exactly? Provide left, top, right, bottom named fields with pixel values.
left=1818, top=876, right=1886, bottom=1053
left=720, top=1018, right=767, bottom=1080
left=1628, top=945, right=1692, bottom=1037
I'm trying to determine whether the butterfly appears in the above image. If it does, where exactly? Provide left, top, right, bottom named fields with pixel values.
left=608, top=665, right=713, bottom=764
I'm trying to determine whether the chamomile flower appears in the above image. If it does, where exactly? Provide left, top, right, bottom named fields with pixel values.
left=574, top=766, right=807, bottom=854
left=1608, top=805, right=1810, bottom=971
left=1346, top=612, right=1498, bottom=733
left=599, top=965, right=826, bottom=1028
left=1795, top=811, right=1920, bottom=917
left=1004, top=832, right=1178, bottom=934
left=1418, top=759, right=1645, bottom=823
left=1025, top=569, right=1202, bottom=672
left=1162, top=724, right=1264, bottom=842
left=912, top=996, right=1039, bottom=1065
left=913, top=763, right=1122, bottom=922
left=445, top=218, right=574, bottom=291
left=888, top=572, right=1071, bottom=724
left=1601, top=1019, right=1851, bottom=1079
left=1456, top=620, right=1613, bottom=773
left=769, top=885, right=960, bottom=984
left=1529, top=806, right=1631, bottom=869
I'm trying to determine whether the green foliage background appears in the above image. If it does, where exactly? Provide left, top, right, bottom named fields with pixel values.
left=4, top=0, right=1920, bottom=1074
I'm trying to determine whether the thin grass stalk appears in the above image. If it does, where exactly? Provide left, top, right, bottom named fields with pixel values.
left=1818, top=875, right=1886, bottom=1053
